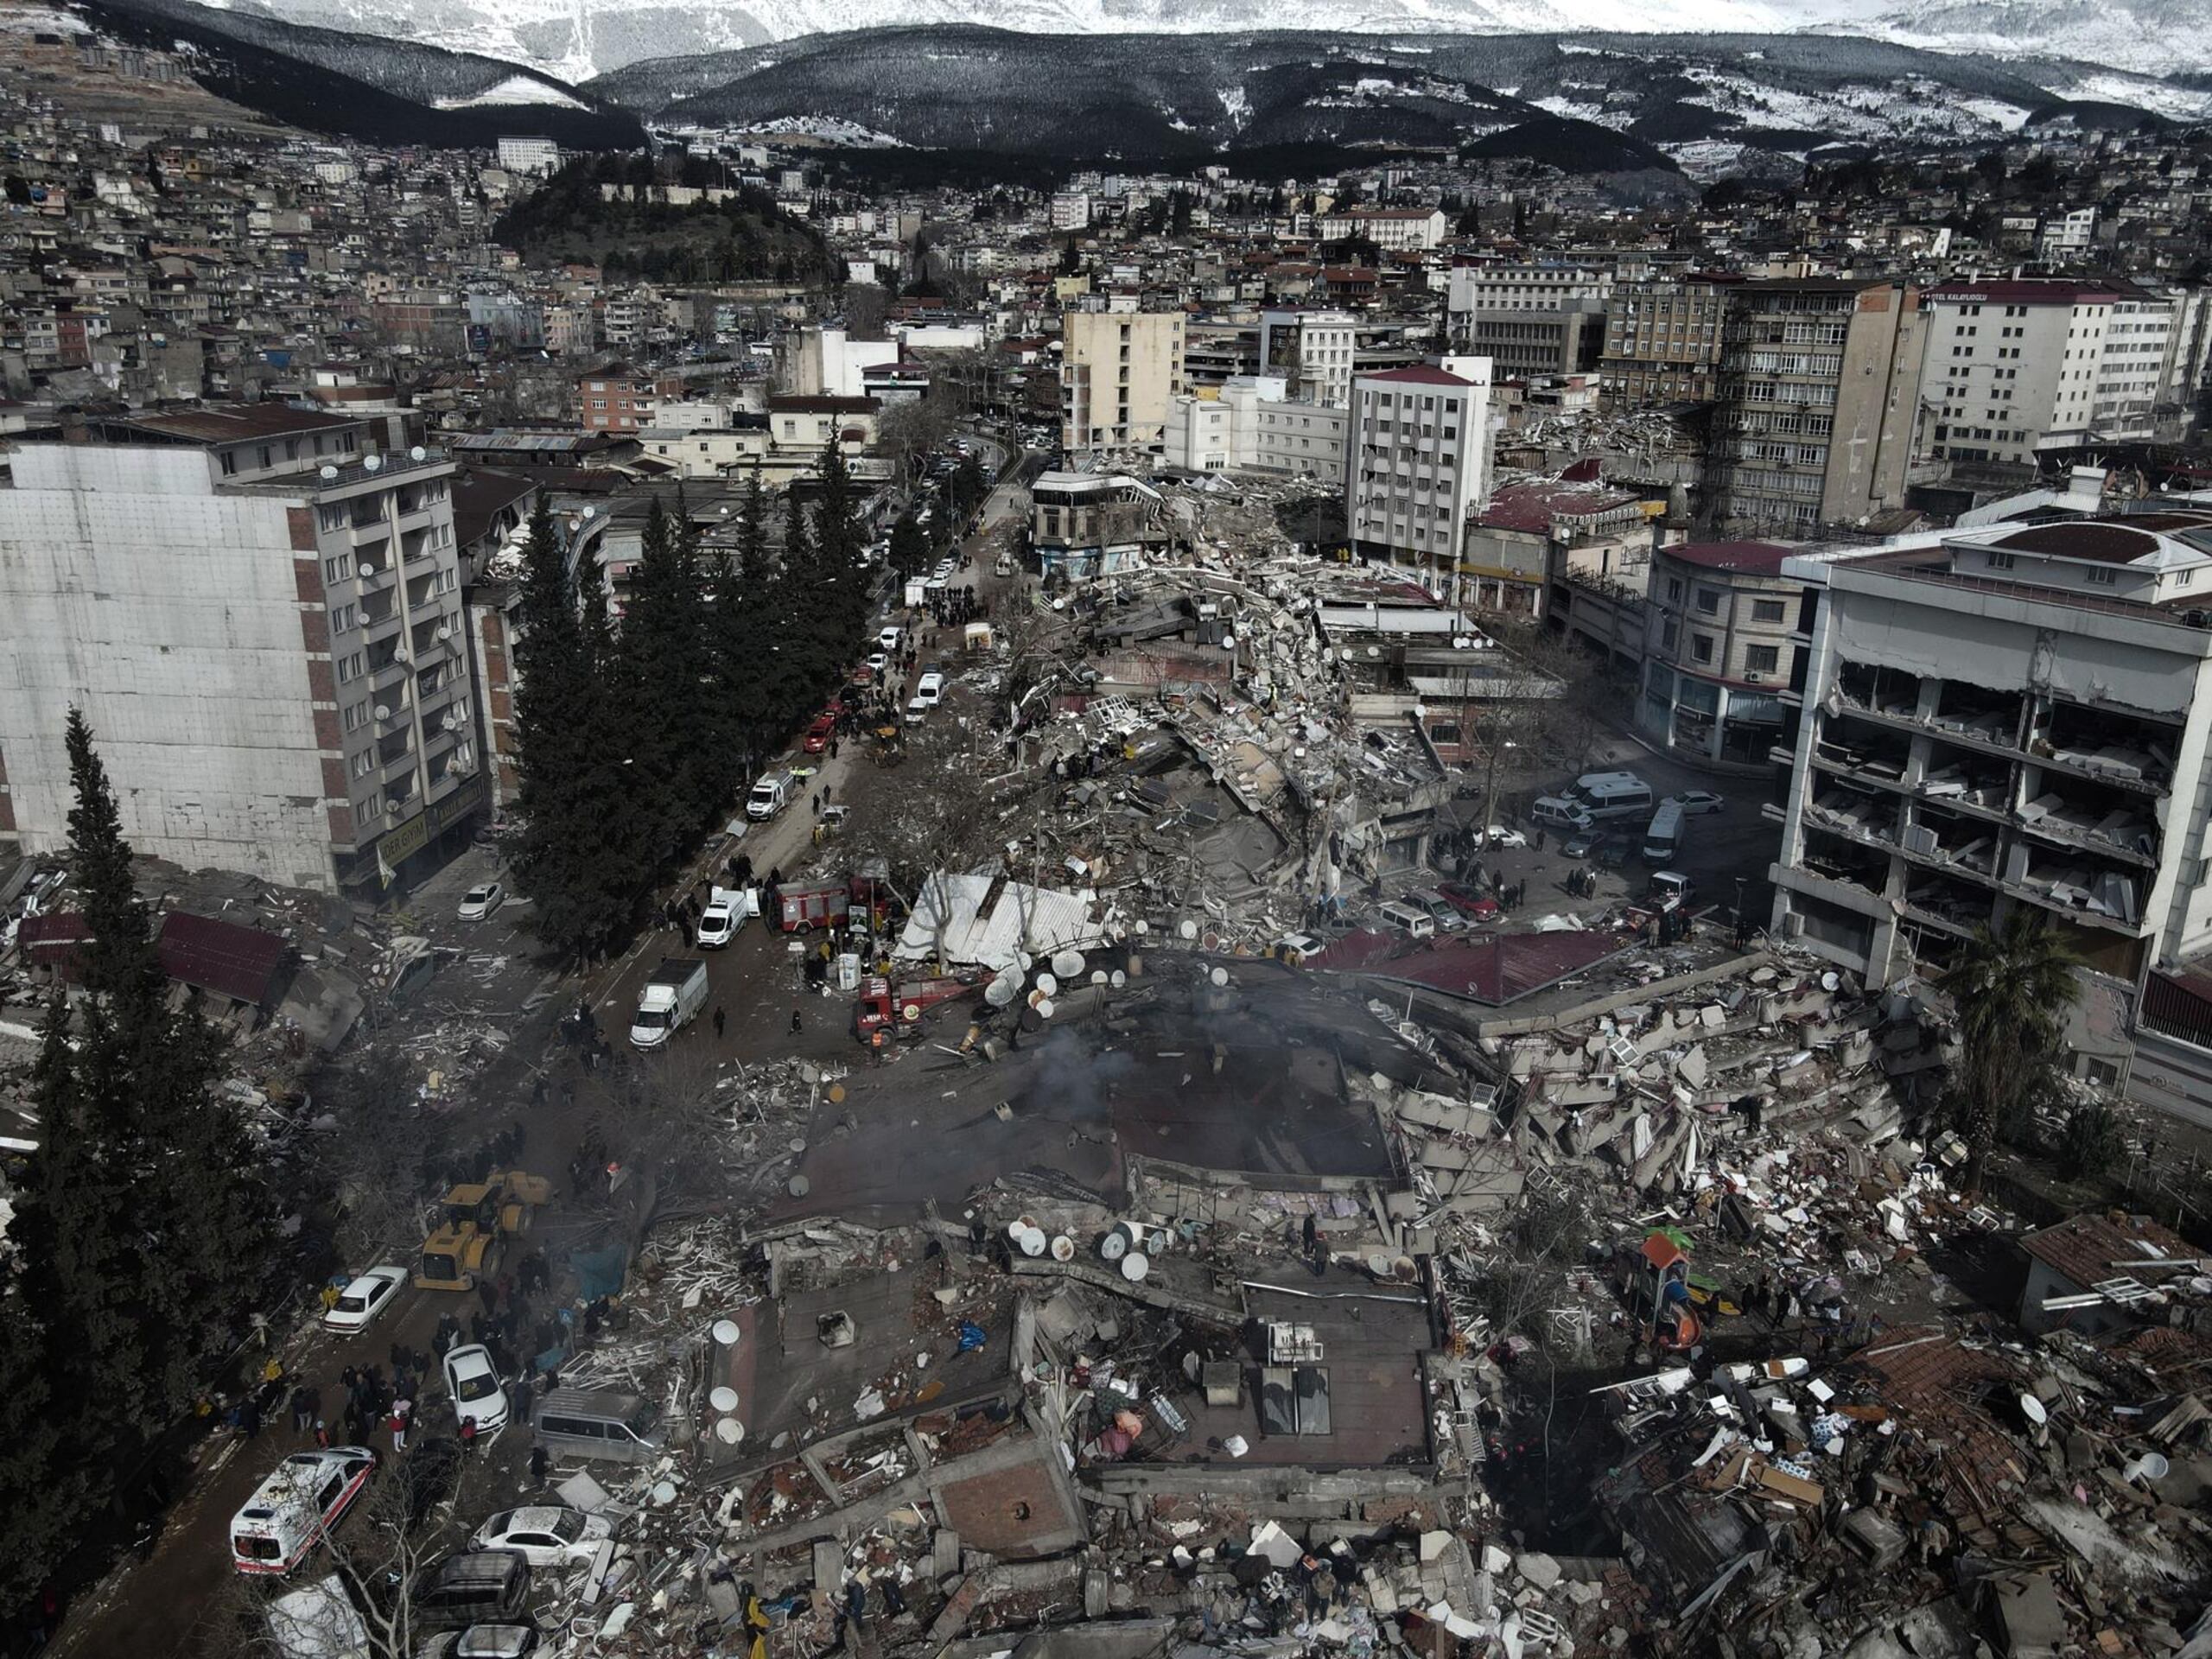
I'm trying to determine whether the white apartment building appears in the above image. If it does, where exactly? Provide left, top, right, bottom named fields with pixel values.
left=1060, top=310, right=1187, bottom=453
left=1345, top=359, right=1494, bottom=599
left=496, top=136, right=562, bottom=175
left=1769, top=511, right=2212, bottom=1105
left=1921, top=280, right=2193, bottom=467
left=1259, top=309, right=1357, bottom=410
left=1313, top=207, right=1447, bottom=251
left=1160, top=376, right=1349, bottom=486
left=2041, top=207, right=2098, bottom=258
left=1446, top=263, right=1611, bottom=320
left=0, top=407, right=481, bottom=894
left=1051, top=192, right=1091, bottom=232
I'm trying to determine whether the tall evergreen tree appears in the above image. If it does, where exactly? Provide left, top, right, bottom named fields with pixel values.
left=2, top=712, right=264, bottom=1602
left=710, top=467, right=778, bottom=772
left=612, top=498, right=695, bottom=868
left=510, top=496, right=604, bottom=960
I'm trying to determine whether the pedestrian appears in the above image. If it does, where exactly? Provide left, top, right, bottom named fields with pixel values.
left=289, top=1386, right=311, bottom=1434
left=240, top=1398, right=262, bottom=1440
left=477, top=1276, right=499, bottom=1318
left=531, top=1076, right=548, bottom=1110
left=530, top=1443, right=550, bottom=1487
left=389, top=1402, right=410, bottom=1454
left=319, top=1281, right=342, bottom=1317
left=791, top=1007, right=803, bottom=1034
left=460, top=1417, right=478, bottom=1455
left=714, top=1004, right=727, bottom=1039
left=314, top=1418, right=331, bottom=1449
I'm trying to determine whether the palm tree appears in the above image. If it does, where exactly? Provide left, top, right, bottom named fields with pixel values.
left=1946, top=910, right=2080, bottom=1193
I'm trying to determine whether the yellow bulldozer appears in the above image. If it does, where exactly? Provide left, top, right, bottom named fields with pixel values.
left=414, top=1169, right=552, bottom=1291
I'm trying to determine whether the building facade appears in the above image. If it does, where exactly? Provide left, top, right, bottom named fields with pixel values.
left=0, top=406, right=480, bottom=893
left=1707, top=280, right=1927, bottom=536
left=1345, top=359, right=1494, bottom=599
left=578, top=364, right=655, bottom=435
left=1060, top=310, right=1187, bottom=454
left=1636, top=541, right=1803, bottom=768
left=1599, top=275, right=1732, bottom=406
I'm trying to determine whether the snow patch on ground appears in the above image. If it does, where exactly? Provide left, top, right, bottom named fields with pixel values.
left=2062, top=71, right=2212, bottom=121
left=741, top=113, right=908, bottom=146
left=1217, top=85, right=1251, bottom=126
left=435, top=73, right=587, bottom=109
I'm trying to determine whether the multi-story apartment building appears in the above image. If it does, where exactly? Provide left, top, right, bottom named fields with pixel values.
left=1457, top=308, right=1605, bottom=380
left=578, top=363, right=655, bottom=435
left=497, top=136, right=562, bottom=175
left=1160, top=377, right=1350, bottom=487
left=1446, top=263, right=1611, bottom=318
left=1049, top=191, right=1091, bottom=232
left=1768, top=512, right=2212, bottom=1104
left=1060, top=310, right=1187, bottom=453
left=1261, top=309, right=1357, bottom=410
left=1599, top=274, right=1733, bottom=406
left=1345, top=359, right=1493, bottom=599
left=1635, top=541, right=1803, bottom=767
left=1916, top=280, right=2183, bottom=467
left=1707, top=279, right=1927, bottom=537
left=0, top=405, right=480, bottom=893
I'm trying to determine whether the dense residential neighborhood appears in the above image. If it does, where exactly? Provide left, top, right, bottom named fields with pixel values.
left=10, top=4, right=2212, bottom=1658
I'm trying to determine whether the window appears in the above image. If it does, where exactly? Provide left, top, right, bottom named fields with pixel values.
left=2086, top=566, right=2118, bottom=586
left=1691, top=635, right=1714, bottom=665
left=1745, top=645, right=1780, bottom=673
left=319, top=503, right=346, bottom=532
left=323, top=554, right=353, bottom=583
left=219, top=450, right=238, bottom=476
left=1694, top=588, right=1720, bottom=616
left=352, top=752, right=374, bottom=779
left=1666, top=578, right=1683, bottom=604
left=1751, top=599, right=1786, bottom=624
left=1987, top=551, right=2016, bottom=570
left=257, top=446, right=273, bottom=469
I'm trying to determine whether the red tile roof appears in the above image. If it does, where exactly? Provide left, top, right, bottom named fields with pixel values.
left=1665, top=541, right=1796, bottom=575
left=156, top=911, right=289, bottom=1007
left=1990, top=522, right=2163, bottom=564
left=1478, top=480, right=1642, bottom=533
left=2020, top=1211, right=2195, bottom=1294
left=1363, top=365, right=1477, bottom=387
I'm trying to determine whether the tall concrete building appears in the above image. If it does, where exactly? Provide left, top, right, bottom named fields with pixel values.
left=1447, top=264, right=1610, bottom=383
left=1599, top=274, right=1733, bottom=406
left=1259, top=309, right=1357, bottom=410
left=1768, top=512, right=2212, bottom=1104
left=1059, top=310, right=1187, bottom=454
left=1345, top=359, right=1493, bottom=599
left=0, top=406, right=482, bottom=893
left=1707, top=279, right=1927, bottom=537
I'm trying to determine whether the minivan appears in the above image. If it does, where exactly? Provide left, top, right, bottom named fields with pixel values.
left=1403, top=889, right=1466, bottom=932
left=532, top=1388, right=668, bottom=1465
left=410, top=1552, right=531, bottom=1632
left=1643, top=800, right=1684, bottom=864
left=1376, top=900, right=1436, bottom=940
left=1531, top=797, right=1594, bottom=832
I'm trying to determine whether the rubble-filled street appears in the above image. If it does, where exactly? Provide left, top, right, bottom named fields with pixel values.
left=13, top=453, right=2212, bottom=1659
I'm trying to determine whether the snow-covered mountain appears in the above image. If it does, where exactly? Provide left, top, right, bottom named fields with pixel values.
left=224, top=0, right=2212, bottom=80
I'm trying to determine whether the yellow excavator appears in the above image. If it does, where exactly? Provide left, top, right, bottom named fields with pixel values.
left=415, top=1169, right=551, bottom=1291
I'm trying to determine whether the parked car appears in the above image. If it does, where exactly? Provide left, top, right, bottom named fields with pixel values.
left=1560, top=827, right=1599, bottom=860
left=456, top=1628, right=539, bottom=1659
left=322, top=1264, right=408, bottom=1333
left=1404, top=888, right=1468, bottom=931
left=801, top=713, right=836, bottom=754
left=1436, top=881, right=1500, bottom=920
left=442, top=1344, right=508, bottom=1435
left=1665, top=790, right=1727, bottom=815
left=469, top=1507, right=612, bottom=1569
left=866, top=651, right=889, bottom=674
left=456, top=883, right=503, bottom=922
left=1484, top=824, right=1529, bottom=848
left=410, top=1552, right=531, bottom=1633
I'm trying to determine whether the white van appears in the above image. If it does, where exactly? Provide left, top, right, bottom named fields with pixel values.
left=1377, top=900, right=1436, bottom=940
left=232, top=1447, right=378, bottom=1574
left=745, top=772, right=791, bottom=822
left=1573, top=774, right=1654, bottom=822
left=916, top=671, right=946, bottom=707
left=1643, top=801, right=1684, bottom=863
left=1530, top=797, right=1594, bottom=832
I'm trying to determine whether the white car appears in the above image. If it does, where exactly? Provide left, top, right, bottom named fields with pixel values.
left=1484, top=824, right=1529, bottom=848
left=866, top=651, right=890, bottom=673
left=470, top=1507, right=612, bottom=1569
left=878, top=626, right=904, bottom=651
left=457, top=882, right=504, bottom=922
left=442, top=1344, right=508, bottom=1434
left=905, top=696, right=929, bottom=723
left=1666, top=790, right=1727, bottom=815
left=323, top=1264, right=408, bottom=1334
left=916, top=672, right=945, bottom=707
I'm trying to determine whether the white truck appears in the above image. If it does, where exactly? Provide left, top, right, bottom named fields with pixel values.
left=696, top=885, right=753, bottom=949
left=631, top=958, right=709, bottom=1049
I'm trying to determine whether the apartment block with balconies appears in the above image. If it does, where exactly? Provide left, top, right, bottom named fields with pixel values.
left=0, top=405, right=481, bottom=894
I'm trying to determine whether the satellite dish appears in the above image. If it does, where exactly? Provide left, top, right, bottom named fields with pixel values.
left=1090, top=969, right=1108, bottom=986
left=320, top=464, right=339, bottom=480
left=1412, top=702, right=1427, bottom=721
left=1133, top=920, right=1148, bottom=936
left=1178, top=918, right=1198, bottom=940
left=1209, top=966, right=1229, bottom=988
left=410, top=444, right=427, bottom=461
left=357, top=560, right=377, bottom=575
left=709, top=1385, right=740, bottom=1413
left=787, top=1174, right=810, bottom=1197
left=1120, top=1252, right=1150, bottom=1282
left=1820, top=970, right=1841, bottom=992
left=984, top=977, right=1019, bottom=1008
left=1034, top=997, right=1055, bottom=1019
left=363, top=454, right=382, bottom=472
left=1100, top=1230, right=1128, bottom=1262
left=1052, top=950, right=1084, bottom=980
left=1018, top=1226, right=1047, bottom=1257
left=1050, top=1235, right=1075, bottom=1262
left=711, top=1319, right=741, bottom=1348
left=1110, top=970, right=1127, bottom=989
left=1034, top=972, right=1058, bottom=997
left=2019, top=1393, right=2047, bottom=1426
left=372, top=704, right=391, bottom=721
left=1221, top=631, right=1236, bottom=650
left=714, top=1417, right=745, bottom=1446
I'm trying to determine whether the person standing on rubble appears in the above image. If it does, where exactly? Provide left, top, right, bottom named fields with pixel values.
left=791, top=1007, right=804, bottom=1035
left=714, top=1005, right=727, bottom=1040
